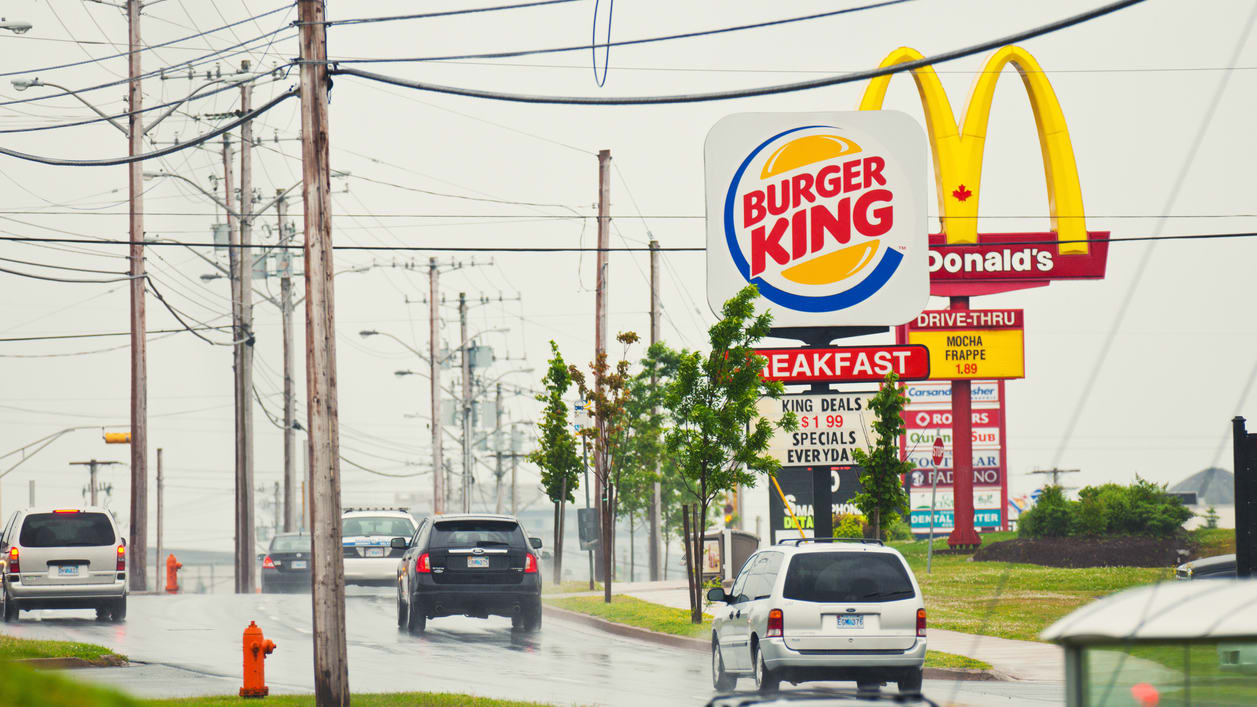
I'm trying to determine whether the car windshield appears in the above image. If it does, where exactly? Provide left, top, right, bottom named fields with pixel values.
left=782, top=552, right=915, bottom=603
left=341, top=516, right=414, bottom=538
left=19, top=512, right=115, bottom=547
left=432, top=520, right=522, bottom=548
left=271, top=535, right=311, bottom=552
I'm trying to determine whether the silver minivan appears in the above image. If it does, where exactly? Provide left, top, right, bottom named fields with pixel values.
left=708, top=539, right=926, bottom=694
left=1, top=507, right=128, bottom=622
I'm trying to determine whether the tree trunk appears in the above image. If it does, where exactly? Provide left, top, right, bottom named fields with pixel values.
left=663, top=538, right=669, bottom=580
left=553, top=501, right=561, bottom=585
left=681, top=504, right=696, bottom=620
left=601, top=482, right=613, bottom=603
left=629, top=514, right=635, bottom=583
left=690, top=503, right=706, bottom=624
left=874, top=509, right=881, bottom=543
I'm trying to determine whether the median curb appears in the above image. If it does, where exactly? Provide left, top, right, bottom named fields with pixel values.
left=542, top=604, right=1010, bottom=682
left=18, top=655, right=128, bottom=670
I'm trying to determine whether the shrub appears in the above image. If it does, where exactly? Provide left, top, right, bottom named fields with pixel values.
left=884, top=515, right=913, bottom=541
left=833, top=513, right=866, bottom=539
left=1019, top=485, right=1072, bottom=538
left=1020, top=480, right=1192, bottom=539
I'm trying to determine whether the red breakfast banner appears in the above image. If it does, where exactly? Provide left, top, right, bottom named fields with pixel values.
left=756, top=345, right=930, bottom=383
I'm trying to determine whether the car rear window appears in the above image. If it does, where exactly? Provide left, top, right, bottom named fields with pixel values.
left=782, top=552, right=915, bottom=603
left=341, top=516, right=414, bottom=538
left=19, top=512, right=115, bottom=547
left=432, top=520, right=523, bottom=548
left=271, top=535, right=311, bottom=553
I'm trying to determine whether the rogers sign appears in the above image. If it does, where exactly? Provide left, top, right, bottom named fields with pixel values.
left=706, top=112, right=928, bottom=327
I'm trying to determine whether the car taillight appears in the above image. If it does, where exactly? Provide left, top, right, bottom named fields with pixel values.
left=53, top=509, right=80, bottom=514
left=7, top=547, right=18, bottom=574
left=524, top=553, right=538, bottom=574
left=766, top=609, right=783, bottom=638
left=117, top=543, right=126, bottom=572
left=415, top=553, right=431, bottom=573
left=262, top=555, right=275, bottom=570
left=916, top=608, right=927, bottom=637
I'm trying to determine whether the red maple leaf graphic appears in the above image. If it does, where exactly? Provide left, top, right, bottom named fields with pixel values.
left=952, top=184, right=972, bottom=202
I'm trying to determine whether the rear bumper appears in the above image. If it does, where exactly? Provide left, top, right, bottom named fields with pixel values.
left=412, top=576, right=541, bottom=618
left=761, top=636, right=926, bottom=677
left=343, top=557, right=400, bottom=585
left=8, top=577, right=126, bottom=607
left=261, top=570, right=311, bottom=592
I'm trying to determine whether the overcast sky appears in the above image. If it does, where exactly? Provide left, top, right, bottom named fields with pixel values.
left=1, top=0, right=1255, bottom=551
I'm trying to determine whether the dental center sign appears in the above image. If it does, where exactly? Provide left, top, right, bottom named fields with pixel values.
left=705, top=112, right=929, bottom=326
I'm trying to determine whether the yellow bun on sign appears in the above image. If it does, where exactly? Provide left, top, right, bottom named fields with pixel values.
left=781, top=241, right=878, bottom=285
left=759, top=134, right=862, bottom=179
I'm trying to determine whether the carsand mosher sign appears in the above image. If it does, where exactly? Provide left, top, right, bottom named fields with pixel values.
left=705, top=111, right=929, bottom=326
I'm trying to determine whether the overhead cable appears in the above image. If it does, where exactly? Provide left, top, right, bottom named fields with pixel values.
left=315, top=0, right=582, bottom=27
left=0, top=90, right=298, bottom=166
left=0, top=265, right=137, bottom=284
left=327, top=0, right=1144, bottom=104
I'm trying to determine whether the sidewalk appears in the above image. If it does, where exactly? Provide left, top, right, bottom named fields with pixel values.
left=550, top=580, right=1064, bottom=683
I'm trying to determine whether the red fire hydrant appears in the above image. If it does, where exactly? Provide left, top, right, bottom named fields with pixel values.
left=240, top=621, right=277, bottom=698
left=165, top=554, right=182, bottom=594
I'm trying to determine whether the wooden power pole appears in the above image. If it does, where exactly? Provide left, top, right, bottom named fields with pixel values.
left=648, top=239, right=662, bottom=581
left=594, top=149, right=611, bottom=584
left=278, top=191, right=296, bottom=532
left=297, top=0, right=350, bottom=701
left=155, top=448, right=163, bottom=592
left=126, top=0, right=148, bottom=594
left=429, top=257, right=444, bottom=514
left=460, top=292, right=472, bottom=513
left=236, top=63, right=257, bottom=595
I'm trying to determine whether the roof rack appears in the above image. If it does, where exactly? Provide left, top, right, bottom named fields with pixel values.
left=776, top=538, right=884, bottom=546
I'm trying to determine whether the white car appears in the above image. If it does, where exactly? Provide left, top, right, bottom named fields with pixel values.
left=341, top=508, right=420, bottom=586
left=708, top=538, right=926, bottom=695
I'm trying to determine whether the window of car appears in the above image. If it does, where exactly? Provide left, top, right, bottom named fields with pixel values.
left=410, top=519, right=429, bottom=547
left=19, top=512, right=116, bottom=547
left=742, top=552, right=784, bottom=601
left=270, top=535, right=311, bottom=553
left=1, top=512, right=18, bottom=545
left=729, top=554, right=758, bottom=603
left=431, top=520, right=524, bottom=548
left=782, top=552, right=915, bottom=603
left=341, top=516, right=415, bottom=538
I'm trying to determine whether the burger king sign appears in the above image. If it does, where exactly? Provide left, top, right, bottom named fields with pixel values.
left=705, top=112, right=928, bottom=326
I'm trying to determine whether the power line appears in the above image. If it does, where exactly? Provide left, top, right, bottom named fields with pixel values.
left=319, top=0, right=914, bottom=65
left=0, top=265, right=137, bottom=284
left=325, top=0, right=1145, bottom=105
left=315, top=0, right=582, bottom=27
left=0, top=327, right=230, bottom=343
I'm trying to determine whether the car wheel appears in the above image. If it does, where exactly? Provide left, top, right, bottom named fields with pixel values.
left=95, top=606, right=111, bottom=622
left=406, top=597, right=426, bottom=634
left=898, top=667, right=923, bottom=695
left=2, top=590, right=17, bottom=623
left=523, top=600, right=542, bottom=632
left=753, top=642, right=779, bottom=693
left=396, top=591, right=409, bottom=630
left=109, top=598, right=126, bottom=623
left=711, top=639, right=736, bottom=692
left=856, top=679, right=881, bottom=694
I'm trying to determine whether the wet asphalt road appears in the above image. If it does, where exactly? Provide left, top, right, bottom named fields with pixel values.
left=0, top=588, right=1063, bottom=706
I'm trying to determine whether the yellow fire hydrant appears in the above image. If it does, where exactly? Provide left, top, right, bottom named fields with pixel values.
left=240, top=621, right=276, bottom=698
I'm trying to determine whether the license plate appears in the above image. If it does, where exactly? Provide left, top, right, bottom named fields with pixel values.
left=837, top=615, right=865, bottom=629
left=365, top=548, right=384, bottom=558
left=467, top=557, right=490, bottom=568
left=291, top=560, right=307, bottom=569
left=56, top=566, right=79, bottom=577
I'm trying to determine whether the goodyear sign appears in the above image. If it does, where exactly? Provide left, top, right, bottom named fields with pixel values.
left=705, top=112, right=928, bottom=326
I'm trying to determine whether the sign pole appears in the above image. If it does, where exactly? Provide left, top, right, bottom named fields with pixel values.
left=947, top=297, right=981, bottom=548
left=926, top=433, right=943, bottom=574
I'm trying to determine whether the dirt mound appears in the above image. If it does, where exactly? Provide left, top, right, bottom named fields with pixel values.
left=972, top=536, right=1192, bottom=568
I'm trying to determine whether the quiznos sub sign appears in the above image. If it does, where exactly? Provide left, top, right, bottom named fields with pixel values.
left=705, top=112, right=929, bottom=327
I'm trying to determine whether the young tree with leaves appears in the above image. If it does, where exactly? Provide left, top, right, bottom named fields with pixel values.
left=528, top=341, right=582, bottom=585
left=851, top=371, right=914, bottom=541
left=570, top=331, right=639, bottom=603
left=665, top=285, right=795, bottom=623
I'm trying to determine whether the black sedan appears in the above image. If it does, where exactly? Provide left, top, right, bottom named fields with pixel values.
left=261, top=532, right=312, bottom=593
left=1175, top=553, right=1237, bottom=580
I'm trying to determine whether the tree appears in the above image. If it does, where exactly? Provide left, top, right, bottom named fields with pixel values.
left=528, top=341, right=582, bottom=585
left=664, top=285, right=794, bottom=623
left=851, top=371, right=913, bottom=541
left=570, top=331, right=639, bottom=603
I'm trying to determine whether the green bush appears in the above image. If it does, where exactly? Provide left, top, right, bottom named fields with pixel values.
left=833, top=513, right=865, bottom=539
left=883, top=516, right=913, bottom=541
left=1019, top=480, right=1192, bottom=539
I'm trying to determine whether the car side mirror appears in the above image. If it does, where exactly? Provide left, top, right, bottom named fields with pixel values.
left=529, top=537, right=542, bottom=549
left=390, top=537, right=409, bottom=550
left=706, top=587, right=729, bottom=603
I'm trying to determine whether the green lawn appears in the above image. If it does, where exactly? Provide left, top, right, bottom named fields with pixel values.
left=925, top=651, right=992, bottom=670
left=145, top=694, right=555, bottom=706
left=1190, top=527, right=1236, bottom=558
left=541, top=580, right=602, bottom=595
left=0, top=661, right=139, bottom=707
left=890, top=532, right=1170, bottom=642
left=545, top=594, right=712, bottom=638
left=0, top=634, right=124, bottom=663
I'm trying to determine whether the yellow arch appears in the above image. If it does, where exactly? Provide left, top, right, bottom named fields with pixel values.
left=858, top=45, right=1089, bottom=254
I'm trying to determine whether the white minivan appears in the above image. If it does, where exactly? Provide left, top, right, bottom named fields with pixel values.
left=708, top=538, right=926, bottom=694
left=1, top=507, right=128, bottom=622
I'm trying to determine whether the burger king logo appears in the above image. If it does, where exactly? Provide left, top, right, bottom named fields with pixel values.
left=707, top=113, right=927, bottom=326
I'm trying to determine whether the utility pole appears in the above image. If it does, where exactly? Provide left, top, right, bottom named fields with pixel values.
left=460, top=292, right=473, bottom=513
left=71, top=460, right=120, bottom=506
left=429, top=258, right=444, bottom=514
left=648, top=238, right=662, bottom=581
left=235, top=61, right=257, bottom=595
left=126, top=0, right=149, bottom=594
left=273, top=482, right=282, bottom=534
left=298, top=0, right=350, bottom=698
left=494, top=383, right=504, bottom=514
left=155, top=448, right=163, bottom=593
left=511, top=424, right=519, bottom=516
left=223, top=134, right=246, bottom=591
left=593, top=149, right=611, bottom=582
left=1029, top=468, right=1080, bottom=488
left=28, top=480, right=34, bottom=507
left=278, top=191, right=296, bottom=532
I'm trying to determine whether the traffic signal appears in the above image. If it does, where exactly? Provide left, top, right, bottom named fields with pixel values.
left=103, top=432, right=131, bottom=444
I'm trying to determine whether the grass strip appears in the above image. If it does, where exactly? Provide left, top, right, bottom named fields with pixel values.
left=145, top=694, right=554, bottom=706
left=0, top=634, right=125, bottom=663
left=925, top=650, right=992, bottom=670
left=541, top=580, right=603, bottom=595
left=545, top=594, right=711, bottom=638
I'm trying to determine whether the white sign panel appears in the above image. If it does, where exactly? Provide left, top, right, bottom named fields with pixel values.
left=705, top=111, right=929, bottom=327
left=757, top=392, right=876, bottom=466
left=903, top=381, right=1000, bottom=406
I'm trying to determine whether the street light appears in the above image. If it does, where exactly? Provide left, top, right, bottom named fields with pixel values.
left=11, top=78, right=129, bottom=136
left=0, top=19, right=32, bottom=34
